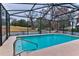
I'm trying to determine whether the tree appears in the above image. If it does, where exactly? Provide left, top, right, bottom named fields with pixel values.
left=17, top=19, right=27, bottom=27
left=11, top=19, right=31, bottom=27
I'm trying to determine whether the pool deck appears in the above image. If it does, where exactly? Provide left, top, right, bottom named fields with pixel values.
left=0, top=36, right=16, bottom=56
left=0, top=35, right=79, bottom=56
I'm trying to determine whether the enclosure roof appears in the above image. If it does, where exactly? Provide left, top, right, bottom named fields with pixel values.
left=2, top=3, right=79, bottom=20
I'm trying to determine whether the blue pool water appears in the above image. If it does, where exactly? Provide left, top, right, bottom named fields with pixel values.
left=15, top=34, right=79, bottom=55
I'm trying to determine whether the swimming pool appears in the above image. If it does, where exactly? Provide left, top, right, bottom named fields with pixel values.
left=14, top=34, right=79, bottom=55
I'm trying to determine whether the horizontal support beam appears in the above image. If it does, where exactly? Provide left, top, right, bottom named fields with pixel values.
left=12, top=3, right=50, bottom=5
left=12, top=3, right=71, bottom=6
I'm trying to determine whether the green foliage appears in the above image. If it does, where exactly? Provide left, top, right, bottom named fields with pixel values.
left=11, top=19, right=31, bottom=27
left=72, top=28, right=79, bottom=32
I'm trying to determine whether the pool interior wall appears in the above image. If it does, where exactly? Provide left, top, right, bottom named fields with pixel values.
left=15, top=34, right=79, bottom=55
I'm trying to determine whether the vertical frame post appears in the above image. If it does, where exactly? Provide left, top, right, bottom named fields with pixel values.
left=48, top=20, right=52, bottom=33
left=39, top=18, right=42, bottom=34
left=6, top=11, right=8, bottom=39
left=70, top=13, right=74, bottom=35
left=26, top=21, right=29, bottom=35
left=57, top=21, right=59, bottom=32
left=0, top=3, right=2, bottom=46
left=8, top=15, right=10, bottom=36
left=62, top=20, right=64, bottom=33
left=71, top=21, right=74, bottom=35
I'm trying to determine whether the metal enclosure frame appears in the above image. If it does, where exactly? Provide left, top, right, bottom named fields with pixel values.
left=0, top=3, right=10, bottom=46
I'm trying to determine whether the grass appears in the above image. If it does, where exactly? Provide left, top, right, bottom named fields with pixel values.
left=10, top=26, right=37, bottom=32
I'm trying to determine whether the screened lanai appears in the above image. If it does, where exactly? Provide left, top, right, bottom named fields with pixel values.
left=1, top=3, right=79, bottom=46
left=0, top=3, right=79, bottom=56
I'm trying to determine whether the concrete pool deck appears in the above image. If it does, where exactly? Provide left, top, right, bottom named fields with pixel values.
left=0, top=35, right=79, bottom=56
left=0, top=36, right=16, bottom=56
